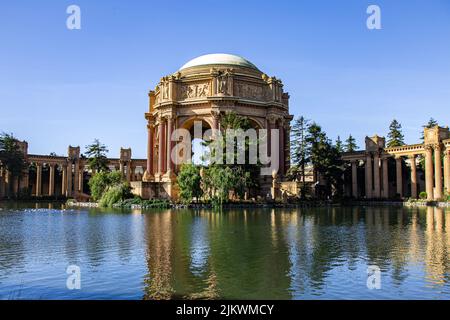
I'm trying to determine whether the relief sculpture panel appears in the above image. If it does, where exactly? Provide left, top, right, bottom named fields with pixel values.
left=234, top=81, right=265, bottom=100
left=179, top=82, right=210, bottom=100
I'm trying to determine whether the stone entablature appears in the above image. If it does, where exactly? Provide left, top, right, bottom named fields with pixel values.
left=151, top=65, right=288, bottom=112
left=342, top=125, right=450, bottom=201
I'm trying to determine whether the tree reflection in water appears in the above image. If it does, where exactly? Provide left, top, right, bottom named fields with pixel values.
left=141, top=207, right=450, bottom=300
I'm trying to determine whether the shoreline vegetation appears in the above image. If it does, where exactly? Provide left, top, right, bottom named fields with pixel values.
left=64, top=198, right=450, bottom=210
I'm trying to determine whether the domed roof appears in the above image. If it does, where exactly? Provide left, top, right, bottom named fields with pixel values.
left=179, top=53, right=258, bottom=71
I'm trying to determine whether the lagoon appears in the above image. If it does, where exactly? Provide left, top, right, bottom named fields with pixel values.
left=0, top=203, right=449, bottom=299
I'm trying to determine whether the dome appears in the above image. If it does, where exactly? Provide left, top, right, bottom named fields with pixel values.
left=179, top=53, right=258, bottom=71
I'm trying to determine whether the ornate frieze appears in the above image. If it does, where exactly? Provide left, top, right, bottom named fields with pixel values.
left=234, top=81, right=265, bottom=100
left=179, top=82, right=210, bottom=100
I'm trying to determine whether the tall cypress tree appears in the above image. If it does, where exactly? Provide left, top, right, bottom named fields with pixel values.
left=420, top=117, right=438, bottom=140
left=85, top=139, right=110, bottom=173
left=387, top=119, right=405, bottom=148
left=344, top=134, right=358, bottom=152
left=335, top=136, right=343, bottom=153
left=290, top=117, right=309, bottom=173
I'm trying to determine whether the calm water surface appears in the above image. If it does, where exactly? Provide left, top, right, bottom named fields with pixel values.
left=0, top=203, right=449, bottom=300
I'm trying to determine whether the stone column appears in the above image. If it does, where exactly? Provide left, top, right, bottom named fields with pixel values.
left=267, top=117, right=276, bottom=158
left=67, top=164, right=73, bottom=197
left=79, top=170, right=84, bottom=193
left=0, top=168, right=4, bottom=198
left=211, top=110, right=220, bottom=134
left=119, top=161, right=124, bottom=177
left=409, top=155, right=418, bottom=199
left=129, top=165, right=135, bottom=182
left=49, top=164, right=55, bottom=196
left=382, top=158, right=389, bottom=198
left=158, top=119, right=164, bottom=175
left=36, top=163, right=42, bottom=197
left=61, top=165, right=67, bottom=196
left=166, top=116, right=174, bottom=174
left=351, top=160, right=358, bottom=198
left=425, top=146, right=434, bottom=200
left=126, top=163, right=131, bottom=182
left=278, top=120, right=285, bottom=176
left=434, top=144, right=443, bottom=200
left=365, top=153, right=373, bottom=198
left=146, top=123, right=154, bottom=177
left=284, top=124, right=291, bottom=173
left=373, top=152, right=381, bottom=198
left=444, top=149, right=450, bottom=194
left=73, top=162, right=79, bottom=194
left=395, top=157, right=403, bottom=197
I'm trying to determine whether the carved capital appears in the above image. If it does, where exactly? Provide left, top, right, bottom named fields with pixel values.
left=211, top=109, right=220, bottom=118
left=267, top=114, right=279, bottom=125
left=434, top=143, right=442, bottom=151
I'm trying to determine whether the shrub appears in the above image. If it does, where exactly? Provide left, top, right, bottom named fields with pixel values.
left=177, top=163, right=202, bottom=204
left=115, top=197, right=170, bottom=209
left=419, top=191, right=427, bottom=200
left=99, top=183, right=132, bottom=207
left=88, top=171, right=123, bottom=201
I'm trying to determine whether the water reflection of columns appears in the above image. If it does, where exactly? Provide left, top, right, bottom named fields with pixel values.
left=408, top=209, right=421, bottom=263
left=425, top=207, right=446, bottom=286
left=143, top=211, right=174, bottom=300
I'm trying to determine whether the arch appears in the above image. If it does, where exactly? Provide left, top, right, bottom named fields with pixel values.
left=247, top=117, right=264, bottom=130
left=179, top=116, right=213, bottom=131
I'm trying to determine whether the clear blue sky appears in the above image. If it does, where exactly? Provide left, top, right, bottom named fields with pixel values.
left=1, top=0, right=449, bottom=158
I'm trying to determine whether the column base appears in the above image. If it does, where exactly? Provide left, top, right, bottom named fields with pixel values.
left=142, top=170, right=154, bottom=182
left=163, top=170, right=176, bottom=182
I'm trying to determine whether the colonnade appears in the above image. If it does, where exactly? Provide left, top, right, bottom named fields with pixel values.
left=0, top=145, right=147, bottom=199
left=33, top=161, right=85, bottom=197
left=146, top=114, right=187, bottom=181
left=346, top=142, right=450, bottom=201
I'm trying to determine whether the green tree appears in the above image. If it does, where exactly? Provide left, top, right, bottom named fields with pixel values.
left=88, top=171, right=123, bottom=201
left=201, top=112, right=258, bottom=204
left=306, top=123, right=343, bottom=198
left=220, top=112, right=251, bottom=131
left=85, top=139, right=109, bottom=173
left=202, top=165, right=236, bottom=206
left=177, top=163, right=203, bottom=204
left=98, top=183, right=132, bottom=207
left=387, top=119, right=405, bottom=148
left=335, top=136, right=343, bottom=153
left=344, top=134, right=358, bottom=152
left=0, top=133, right=27, bottom=196
left=420, top=117, right=438, bottom=140
left=290, top=116, right=310, bottom=196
